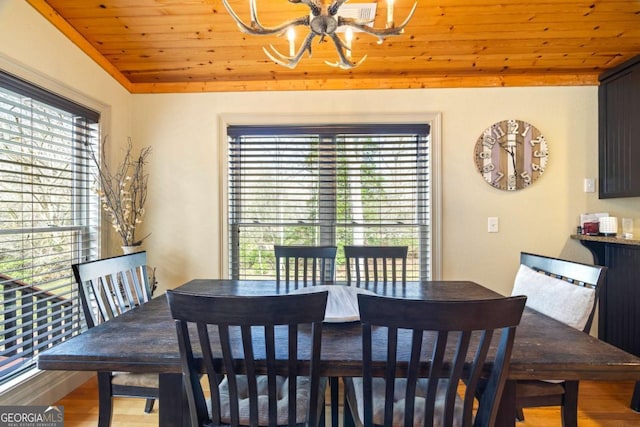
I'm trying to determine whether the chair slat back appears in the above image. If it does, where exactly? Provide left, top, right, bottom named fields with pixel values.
left=167, top=291, right=328, bottom=427
left=520, top=252, right=607, bottom=333
left=344, top=246, right=408, bottom=284
left=73, top=251, right=151, bottom=328
left=357, top=294, right=526, bottom=427
left=274, top=245, right=337, bottom=285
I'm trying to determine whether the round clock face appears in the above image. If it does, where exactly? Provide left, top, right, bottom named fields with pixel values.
left=474, top=119, right=549, bottom=191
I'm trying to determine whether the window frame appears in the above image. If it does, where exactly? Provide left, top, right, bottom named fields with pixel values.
left=218, top=113, right=442, bottom=280
left=0, top=63, right=106, bottom=389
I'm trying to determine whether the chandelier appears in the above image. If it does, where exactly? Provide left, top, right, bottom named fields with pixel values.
left=222, top=0, right=417, bottom=69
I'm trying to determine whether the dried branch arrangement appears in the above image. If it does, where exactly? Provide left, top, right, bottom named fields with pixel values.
left=91, top=137, right=152, bottom=246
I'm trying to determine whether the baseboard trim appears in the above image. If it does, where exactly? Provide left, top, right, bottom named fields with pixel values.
left=0, top=370, right=93, bottom=405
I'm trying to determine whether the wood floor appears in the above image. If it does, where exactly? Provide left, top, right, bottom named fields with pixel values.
left=55, top=376, right=640, bottom=426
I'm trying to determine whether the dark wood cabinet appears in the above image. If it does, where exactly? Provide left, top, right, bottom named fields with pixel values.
left=573, top=235, right=640, bottom=354
left=598, top=55, right=640, bottom=198
left=583, top=241, right=640, bottom=354
left=572, top=234, right=640, bottom=409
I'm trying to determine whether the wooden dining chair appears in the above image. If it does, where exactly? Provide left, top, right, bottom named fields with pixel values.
left=274, top=245, right=337, bottom=285
left=344, top=245, right=408, bottom=284
left=338, top=246, right=410, bottom=427
left=72, top=251, right=158, bottom=427
left=273, top=245, right=336, bottom=425
left=166, top=290, right=329, bottom=427
left=508, top=252, right=607, bottom=427
left=342, top=293, right=527, bottom=427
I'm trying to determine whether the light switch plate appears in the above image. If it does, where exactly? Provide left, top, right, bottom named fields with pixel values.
left=488, top=217, right=499, bottom=233
left=584, top=178, right=595, bottom=193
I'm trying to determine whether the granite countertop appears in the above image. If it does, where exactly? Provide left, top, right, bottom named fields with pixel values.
left=571, top=234, right=640, bottom=247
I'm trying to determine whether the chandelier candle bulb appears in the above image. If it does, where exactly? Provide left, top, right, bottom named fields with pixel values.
left=387, top=0, right=394, bottom=27
left=287, top=27, right=295, bottom=57
left=345, top=28, right=353, bottom=59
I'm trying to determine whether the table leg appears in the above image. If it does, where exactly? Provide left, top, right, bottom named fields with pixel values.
left=493, top=380, right=516, bottom=427
left=159, top=373, right=188, bottom=427
left=330, top=377, right=339, bottom=427
left=631, top=381, right=640, bottom=412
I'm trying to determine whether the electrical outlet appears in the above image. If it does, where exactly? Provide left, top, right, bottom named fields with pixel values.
left=488, top=217, right=499, bottom=233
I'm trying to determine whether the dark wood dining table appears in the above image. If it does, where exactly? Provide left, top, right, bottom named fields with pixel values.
left=38, top=279, right=640, bottom=427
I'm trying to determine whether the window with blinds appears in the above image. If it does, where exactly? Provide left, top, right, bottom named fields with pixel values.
left=0, top=70, right=100, bottom=384
left=227, top=124, right=431, bottom=281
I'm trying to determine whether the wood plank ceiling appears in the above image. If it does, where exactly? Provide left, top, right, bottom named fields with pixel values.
left=26, top=0, right=640, bottom=93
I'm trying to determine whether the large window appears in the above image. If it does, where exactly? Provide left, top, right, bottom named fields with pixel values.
left=228, top=124, right=431, bottom=281
left=0, top=70, right=99, bottom=384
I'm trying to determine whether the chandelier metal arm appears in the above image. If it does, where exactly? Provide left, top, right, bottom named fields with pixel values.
left=328, top=0, right=349, bottom=15
left=263, top=31, right=317, bottom=69
left=222, top=0, right=309, bottom=35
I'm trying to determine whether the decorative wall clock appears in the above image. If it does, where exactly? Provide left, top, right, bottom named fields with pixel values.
left=474, top=119, right=549, bottom=191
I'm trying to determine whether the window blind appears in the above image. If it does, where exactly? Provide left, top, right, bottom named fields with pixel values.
left=0, top=70, right=100, bottom=384
left=228, top=124, right=430, bottom=281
